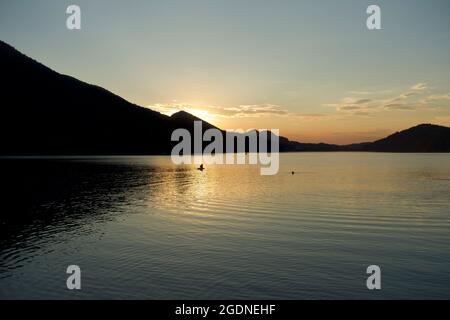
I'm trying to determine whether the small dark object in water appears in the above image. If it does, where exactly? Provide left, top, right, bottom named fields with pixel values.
left=291, top=171, right=295, bottom=175
left=198, top=164, right=205, bottom=171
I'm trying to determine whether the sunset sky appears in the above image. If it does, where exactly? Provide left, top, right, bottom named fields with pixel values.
left=1, top=0, right=450, bottom=144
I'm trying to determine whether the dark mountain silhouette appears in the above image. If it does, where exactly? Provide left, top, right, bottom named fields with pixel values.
left=278, top=136, right=342, bottom=152
left=1, top=39, right=449, bottom=154
left=354, top=124, right=450, bottom=152
left=0, top=40, right=216, bottom=155
left=171, top=111, right=217, bottom=129
left=284, top=124, right=450, bottom=153
left=171, top=110, right=221, bottom=134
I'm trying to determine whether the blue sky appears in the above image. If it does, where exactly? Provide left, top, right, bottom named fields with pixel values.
left=1, top=0, right=449, bottom=143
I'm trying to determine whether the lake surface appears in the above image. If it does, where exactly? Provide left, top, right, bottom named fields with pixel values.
left=0, top=153, right=449, bottom=299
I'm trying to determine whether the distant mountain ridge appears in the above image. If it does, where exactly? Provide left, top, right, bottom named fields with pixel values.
left=359, top=124, right=450, bottom=152
left=1, top=39, right=449, bottom=154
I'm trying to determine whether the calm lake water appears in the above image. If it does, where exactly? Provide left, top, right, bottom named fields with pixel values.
left=0, top=153, right=449, bottom=299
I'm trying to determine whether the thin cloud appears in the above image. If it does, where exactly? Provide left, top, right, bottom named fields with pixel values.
left=147, top=102, right=290, bottom=118
left=328, top=83, right=437, bottom=115
left=410, top=83, right=427, bottom=91
left=326, top=96, right=373, bottom=113
left=354, top=99, right=372, bottom=104
left=340, top=105, right=363, bottom=111
left=424, top=93, right=450, bottom=102
left=384, top=103, right=415, bottom=110
left=222, top=104, right=289, bottom=117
